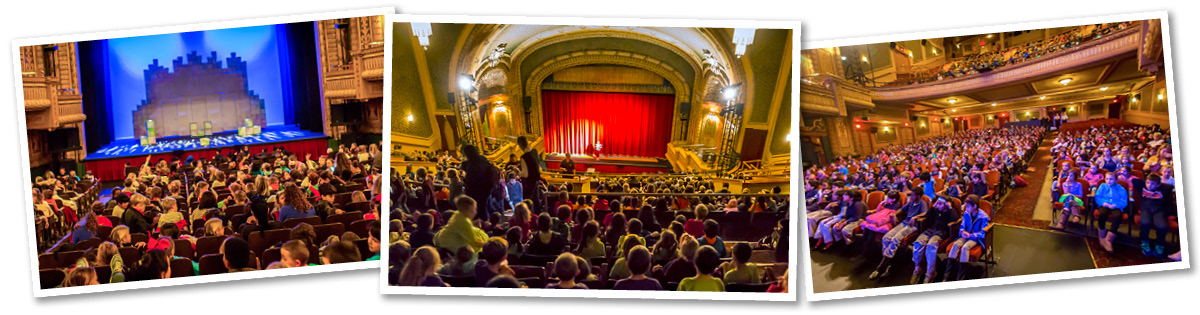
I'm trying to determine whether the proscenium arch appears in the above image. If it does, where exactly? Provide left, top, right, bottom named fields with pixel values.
left=523, top=50, right=692, bottom=137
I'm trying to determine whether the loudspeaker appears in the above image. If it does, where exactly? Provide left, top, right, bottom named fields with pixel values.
left=869, top=127, right=879, bottom=133
left=523, top=96, right=533, bottom=113
left=679, top=102, right=691, bottom=114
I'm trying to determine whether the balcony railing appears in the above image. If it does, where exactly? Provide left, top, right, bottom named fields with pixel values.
left=869, top=27, right=1141, bottom=102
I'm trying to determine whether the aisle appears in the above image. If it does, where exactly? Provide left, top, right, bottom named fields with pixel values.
left=994, top=132, right=1055, bottom=229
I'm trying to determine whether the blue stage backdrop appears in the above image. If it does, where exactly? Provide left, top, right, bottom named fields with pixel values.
left=79, top=21, right=324, bottom=153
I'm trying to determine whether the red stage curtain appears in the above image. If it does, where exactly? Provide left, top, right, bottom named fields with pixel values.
left=85, top=138, right=329, bottom=182
left=540, top=90, right=674, bottom=158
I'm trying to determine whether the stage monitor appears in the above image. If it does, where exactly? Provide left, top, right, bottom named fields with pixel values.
left=48, top=127, right=82, bottom=153
left=330, top=100, right=366, bottom=125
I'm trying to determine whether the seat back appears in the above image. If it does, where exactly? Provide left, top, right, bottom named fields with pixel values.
left=344, top=201, right=372, bottom=213
left=117, top=247, right=141, bottom=268
left=349, top=219, right=377, bottom=238
left=313, top=223, right=346, bottom=244
left=327, top=211, right=364, bottom=227
left=170, top=258, right=194, bottom=278
left=38, top=254, right=57, bottom=270
left=56, top=250, right=86, bottom=268
left=283, top=216, right=322, bottom=229
left=173, top=239, right=195, bottom=259
left=76, top=238, right=102, bottom=252
left=39, top=269, right=66, bottom=289
left=261, top=247, right=283, bottom=267
left=727, top=282, right=774, bottom=292
left=198, top=254, right=228, bottom=275
left=195, top=236, right=226, bottom=258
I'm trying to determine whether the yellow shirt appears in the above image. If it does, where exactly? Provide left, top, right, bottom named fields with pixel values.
left=679, top=275, right=725, bottom=292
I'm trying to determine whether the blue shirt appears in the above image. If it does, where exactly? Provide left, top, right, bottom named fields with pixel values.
left=507, top=181, right=523, bottom=207
left=1094, top=183, right=1128, bottom=211
left=278, top=205, right=316, bottom=222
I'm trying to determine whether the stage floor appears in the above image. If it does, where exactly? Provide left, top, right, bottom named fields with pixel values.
left=85, top=125, right=326, bottom=161
left=543, top=152, right=673, bottom=174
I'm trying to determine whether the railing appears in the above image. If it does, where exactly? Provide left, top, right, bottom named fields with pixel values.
left=870, top=26, right=1142, bottom=101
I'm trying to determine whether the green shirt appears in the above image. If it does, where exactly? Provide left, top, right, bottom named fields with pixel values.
left=609, top=258, right=631, bottom=280
left=433, top=212, right=488, bottom=253
left=722, top=264, right=761, bottom=284
left=578, top=238, right=606, bottom=259
left=679, top=275, right=725, bottom=292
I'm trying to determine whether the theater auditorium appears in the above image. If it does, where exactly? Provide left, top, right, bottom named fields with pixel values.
left=388, top=22, right=793, bottom=293
left=24, top=16, right=386, bottom=289
left=800, top=20, right=1178, bottom=292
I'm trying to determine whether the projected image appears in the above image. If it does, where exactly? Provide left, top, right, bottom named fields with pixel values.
left=17, top=14, right=387, bottom=294
left=385, top=17, right=796, bottom=300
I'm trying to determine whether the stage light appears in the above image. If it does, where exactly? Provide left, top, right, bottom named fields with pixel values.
left=732, top=28, right=756, bottom=58
left=723, top=86, right=739, bottom=100
left=411, top=23, right=433, bottom=50
left=406, top=114, right=414, bottom=122
left=1058, top=77, right=1073, bottom=85
left=947, top=98, right=958, bottom=105
left=1100, top=86, right=1109, bottom=91
left=458, top=74, right=475, bottom=91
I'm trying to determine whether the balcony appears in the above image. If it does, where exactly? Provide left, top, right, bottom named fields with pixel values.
left=870, top=26, right=1142, bottom=102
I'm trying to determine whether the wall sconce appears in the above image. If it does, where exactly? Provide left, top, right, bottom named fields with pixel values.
left=1158, top=93, right=1165, bottom=101
left=882, top=126, right=890, bottom=132
left=411, top=23, right=433, bottom=50
left=406, top=114, right=414, bottom=122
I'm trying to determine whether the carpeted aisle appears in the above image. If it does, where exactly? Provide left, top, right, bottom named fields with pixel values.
left=996, top=133, right=1055, bottom=229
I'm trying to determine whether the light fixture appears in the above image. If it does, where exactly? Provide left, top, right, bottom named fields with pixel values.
left=987, top=34, right=993, bottom=39
left=855, top=124, right=862, bottom=129
left=1099, top=86, right=1109, bottom=91
left=988, top=115, right=994, bottom=120
left=1058, top=78, right=1073, bottom=85
left=951, top=108, right=957, bottom=112
left=932, top=48, right=938, bottom=54
left=1158, top=93, right=1165, bottom=101
left=406, top=114, right=414, bottom=122
left=785, top=131, right=793, bottom=142
left=722, top=86, right=739, bottom=100
left=458, top=74, right=475, bottom=91
left=411, top=23, right=433, bottom=50
left=882, top=126, right=890, bottom=132
left=908, top=51, right=913, bottom=58
left=1040, top=96, right=1047, bottom=100
left=1025, top=111, right=1031, bottom=116
left=1132, top=97, right=1140, bottom=103
left=947, top=98, right=958, bottom=105
left=861, top=56, right=869, bottom=62
left=840, top=56, right=847, bottom=61
left=920, top=122, right=927, bottom=127
left=991, top=103, right=997, bottom=107
left=732, top=28, right=757, bottom=58
left=956, top=44, right=961, bottom=49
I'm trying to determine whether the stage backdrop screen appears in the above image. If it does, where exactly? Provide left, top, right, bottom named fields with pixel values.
left=88, top=25, right=292, bottom=141
left=540, top=90, right=674, bottom=158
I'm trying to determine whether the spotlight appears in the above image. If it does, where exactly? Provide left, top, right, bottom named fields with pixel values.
left=723, top=86, right=739, bottom=100
left=458, top=74, right=475, bottom=91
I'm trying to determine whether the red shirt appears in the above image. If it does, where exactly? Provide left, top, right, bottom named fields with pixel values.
left=684, top=219, right=704, bottom=239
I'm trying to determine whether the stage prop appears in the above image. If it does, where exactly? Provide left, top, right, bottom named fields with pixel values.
left=132, top=51, right=267, bottom=140
left=540, top=90, right=674, bottom=159
left=84, top=126, right=327, bottom=182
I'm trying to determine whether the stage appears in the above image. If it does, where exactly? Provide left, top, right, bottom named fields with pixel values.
left=83, top=125, right=329, bottom=182
left=543, top=153, right=673, bottom=174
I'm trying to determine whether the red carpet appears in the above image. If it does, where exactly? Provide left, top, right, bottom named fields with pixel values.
left=995, top=133, right=1053, bottom=229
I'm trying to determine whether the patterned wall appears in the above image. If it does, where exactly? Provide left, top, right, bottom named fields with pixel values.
left=769, top=73, right=792, bottom=155
left=391, top=23, right=435, bottom=138
left=426, top=23, right=465, bottom=112
left=747, top=29, right=789, bottom=124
